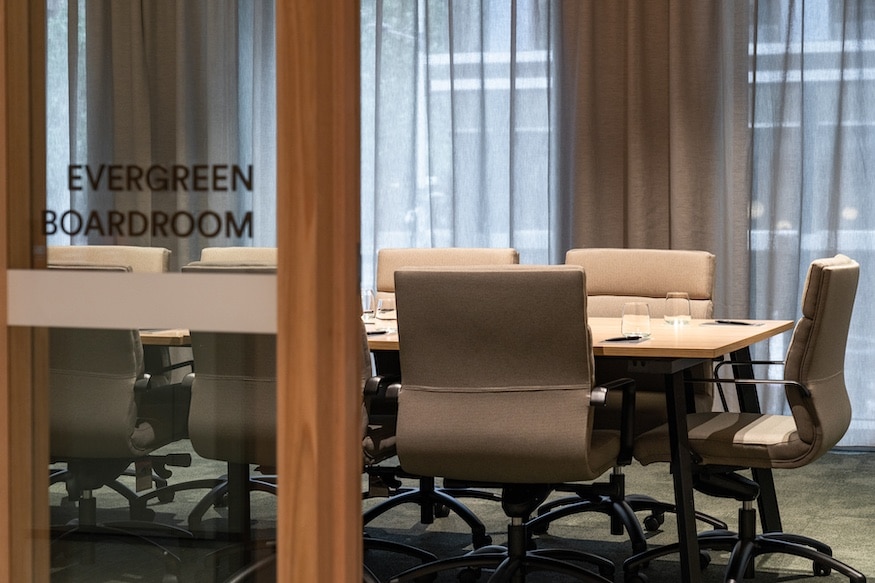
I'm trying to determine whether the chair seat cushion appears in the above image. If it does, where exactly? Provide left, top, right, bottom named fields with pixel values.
left=634, top=412, right=810, bottom=469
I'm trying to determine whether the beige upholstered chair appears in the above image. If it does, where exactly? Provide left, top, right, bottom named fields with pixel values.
left=198, top=246, right=277, bottom=265
left=565, top=247, right=717, bottom=423
left=48, top=244, right=171, bottom=273
left=374, top=247, right=519, bottom=302
left=529, top=248, right=723, bottom=550
left=49, top=325, right=189, bottom=503
left=364, top=247, right=519, bottom=548
left=388, top=265, right=635, bottom=583
left=179, top=250, right=278, bottom=528
left=624, top=255, right=864, bottom=583
left=48, top=245, right=178, bottom=385
left=49, top=266, right=191, bottom=581
left=175, top=250, right=278, bottom=579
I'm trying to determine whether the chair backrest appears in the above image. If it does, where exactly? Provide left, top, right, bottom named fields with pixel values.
left=375, top=247, right=519, bottom=301
left=181, top=252, right=277, bottom=466
left=565, top=248, right=715, bottom=319
left=783, top=254, right=859, bottom=459
left=48, top=245, right=171, bottom=273
left=394, top=265, right=614, bottom=484
left=198, top=246, right=277, bottom=266
left=50, top=324, right=151, bottom=459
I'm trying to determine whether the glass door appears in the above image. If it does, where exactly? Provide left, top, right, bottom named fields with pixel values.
left=2, top=1, right=362, bottom=581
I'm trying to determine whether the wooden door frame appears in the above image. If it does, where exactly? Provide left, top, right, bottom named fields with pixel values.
left=1, top=1, right=362, bottom=580
left=276, top=2, right=363, bottom=581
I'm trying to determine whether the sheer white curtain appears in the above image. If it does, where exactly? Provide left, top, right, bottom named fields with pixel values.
left=360, top=0, right=563, bottom=289
left=46, top=0, right=276, bottom=270
left=748, top=1, right=875, bottom=446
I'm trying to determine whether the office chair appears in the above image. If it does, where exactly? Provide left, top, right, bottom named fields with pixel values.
left=171, top=254, right=279, bottom=579
left=624, top=254, right=865, bottom=583
left=47, top=244, right=182, bottom=386
left=364, top=247, right=519, bottom=549
left=528, top=249, right=726, bottom=552
left=374, top=247, right=519, bottom=303
left=49, top=322, right=192, bottom=581
left=388, top=265, right=636, bottom=583
left=47, top=245, right=191, bottom=498
left=360, top=317, right=439, bottom=579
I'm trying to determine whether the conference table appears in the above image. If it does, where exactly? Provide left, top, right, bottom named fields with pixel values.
left=366, top=315, right=794, bottom=583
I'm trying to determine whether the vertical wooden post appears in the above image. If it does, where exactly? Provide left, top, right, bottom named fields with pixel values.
left=1, top=0, right=50, bottom=581
left=276, top=1, right=362, bottom=581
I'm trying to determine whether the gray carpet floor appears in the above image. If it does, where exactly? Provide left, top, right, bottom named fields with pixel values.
left=49, top=445, right=874, bottom=582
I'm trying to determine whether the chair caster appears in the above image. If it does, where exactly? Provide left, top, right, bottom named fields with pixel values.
left=472, top=534, right=492, bottom=548
left=433, top=503, right=451, bottom=518
left=529, top=520, right=549, bottom=535
left=813, top=561, right=832, bottom=577
left=699, top=550, right=711, bottom=570
left=157, top=489, right=175, bottom=504
left=642, top=512, right=664, bottom=532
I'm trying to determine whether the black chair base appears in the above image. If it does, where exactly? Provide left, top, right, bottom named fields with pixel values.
left=529, top=473, right=727, bottom=555
left=390, top=485, right=615, bottom=583
left=388, top=525, right=614, bottom=583
left=51, top=493, right=191, bottom=583
left=364, top=475, right=494, bottom=548
left=623, top=507, right=866, bottom=583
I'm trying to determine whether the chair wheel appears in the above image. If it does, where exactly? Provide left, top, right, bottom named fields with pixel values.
left=813, top=561, right=832, bottom=577
left=472, top=534, right=492, bottom=548
left=699, top=550, right=711, bottom=570
left=157, top=490, right=175, bottom=504
left=457, top=567, right=481, bottom=582
left=643, top=512, right=665, bottom=531
left=433, top=503, right=450, bottom=518
left=529, top=520, right=549, bottom=535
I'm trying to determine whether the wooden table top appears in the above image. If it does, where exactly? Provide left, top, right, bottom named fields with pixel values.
left=140, top=329, right=192, bottom=346
left=140, top=317, right=794, bottom=357
left=366, top=317, right=794, bottom=359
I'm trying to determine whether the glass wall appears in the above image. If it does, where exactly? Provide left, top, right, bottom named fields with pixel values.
left=37, top=2, right=280, bottom=580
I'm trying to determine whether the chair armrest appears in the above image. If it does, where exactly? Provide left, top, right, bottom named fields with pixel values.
left=364, top=374, right=401, bottom=398
left=687, top=376, right=811, bottom=398
left=134, top=373, right=153, bottom=393
left=593, top=377, right=636, bottom=465
left=714, top=359, right=784, bottom=376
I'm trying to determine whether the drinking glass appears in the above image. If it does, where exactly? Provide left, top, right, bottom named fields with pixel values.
left=621, top=302, right=652, bottom=338
left=376, top=297, right=396, bottom=321
left=664, top=292, right=692, bottom=325
left=360, top=289, right=375, bottom=322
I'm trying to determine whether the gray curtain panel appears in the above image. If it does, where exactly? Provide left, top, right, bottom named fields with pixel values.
left=360, top=0, right=564, bottom=284
left=747, top=1, right=874, bottom=445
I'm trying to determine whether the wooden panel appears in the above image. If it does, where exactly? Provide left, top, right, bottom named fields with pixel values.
left=276, top=1, right=362, bottom=581
left=2, top=1, right=50, bottom=581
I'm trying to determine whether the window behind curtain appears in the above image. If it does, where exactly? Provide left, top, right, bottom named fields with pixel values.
left=360, top=0, right=561, bottom=290
left=750, top=1, right=875, bottom=446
